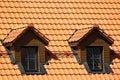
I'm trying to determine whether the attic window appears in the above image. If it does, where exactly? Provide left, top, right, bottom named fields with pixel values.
left=21, top=46, right=38, bottom=72
left=86, top=46, right=103, bottom=72
left=3, top=25, right=49, bottom=74
left=68, top=25, right=114, bottom=73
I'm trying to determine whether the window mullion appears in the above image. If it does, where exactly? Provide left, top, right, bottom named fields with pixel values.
left=87, top=47, right=103, bottom=71
left=21, top=46, right=38, bottom=72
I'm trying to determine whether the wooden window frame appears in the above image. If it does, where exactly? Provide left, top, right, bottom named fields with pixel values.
left=86, top=46, right=103, bottom=72
left=21, top=46, right=38, bottom=72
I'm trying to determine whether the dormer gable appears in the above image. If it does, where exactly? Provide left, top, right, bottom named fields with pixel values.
left=68, top=25, right=114, bottom=73
left=3, top=25, right=49, bottom=74
left=68, top=25, right=113, bottom=47
left=3, top=24, right=49, bottom=46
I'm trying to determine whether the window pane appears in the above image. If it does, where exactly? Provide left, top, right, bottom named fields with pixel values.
left=21, top=46, right=38, bottom=72
left=22, top=59, right=29, bottom=71
left=29, top=59, right=36, bottom=71
left=86, top=46, right=103, bottom=71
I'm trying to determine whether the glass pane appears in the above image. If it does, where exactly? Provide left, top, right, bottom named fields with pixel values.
left=29, top=47, right=37, bottom=58
left=94, top=59, right=102, bottom=70
left=22, top=59, right=29, bottom=71
left=29, top=59, right=36, bottom=71
left=21, top=46, right=38, bottom=72
left=86, top=46, right=102, bottom=71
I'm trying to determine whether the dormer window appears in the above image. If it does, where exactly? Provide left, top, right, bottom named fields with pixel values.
left=3, top=25, right=49, bottom=74
left=68, top=25, right=114, bottom=73
left=21, top=46, right=38, bottom=72
left=86, top=46, right=103, bottom=71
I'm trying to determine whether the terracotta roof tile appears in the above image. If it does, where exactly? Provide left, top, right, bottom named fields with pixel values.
left=0, top=0, right=120, bottom=80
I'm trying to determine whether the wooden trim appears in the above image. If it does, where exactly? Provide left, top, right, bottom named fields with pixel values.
left=77, top=46, right=81, bottom=62
left=10, top=47, right=15, bottom=60
left=69, top=42, right=79, bottom=47
left=38, top=46, right=40, bottom=72
left=102, top=47, right=105, bottom=72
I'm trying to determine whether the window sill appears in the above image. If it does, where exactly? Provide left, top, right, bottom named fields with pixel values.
left=83, top=62, right=113, bottom=74
left=90, top=71, right=105, bottom=74
left=17, top=62, right=47, bottom=75
left=25, top=72, right=44, bottom=75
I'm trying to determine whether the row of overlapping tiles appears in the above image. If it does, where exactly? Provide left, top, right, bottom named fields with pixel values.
left=0, top=1, right=119, bottom=8
left=0, top=74, right=119, bottom=80
left=0, top=0, right=120, bottom=2
left=0, top=20, right=119, bottom=26
left=0, top=55, right=120, bottom=80
left=0, top=26, right=120, bottom=52
left=0, top=74, right=120, bottom=80
left=0, top=0, right=119, bottom=54
left=0, top=1, right=119, bottom=24
left=0, top=13, right=119, bottom=19
left=0, top=26, right=120, bottom=40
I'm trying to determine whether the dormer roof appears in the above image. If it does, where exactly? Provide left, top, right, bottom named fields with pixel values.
left=68, top=25, right=114, bottom=46
left=3, top=24, right=49, bottom=46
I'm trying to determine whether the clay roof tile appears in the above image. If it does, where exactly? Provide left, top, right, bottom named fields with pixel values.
left=0, top=0, right=120, bottom=80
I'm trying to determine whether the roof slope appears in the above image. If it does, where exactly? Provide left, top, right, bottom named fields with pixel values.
left=0, top=0, right=120, bottom=80
left=0, top=0, right=120, bottom=53
left=0, top=54, right=120, bottom=80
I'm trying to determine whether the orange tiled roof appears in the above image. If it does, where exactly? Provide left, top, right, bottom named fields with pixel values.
left=0, top=0, right=120, bottom=80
